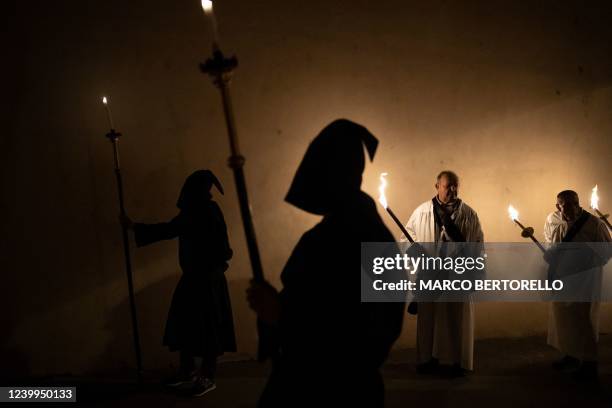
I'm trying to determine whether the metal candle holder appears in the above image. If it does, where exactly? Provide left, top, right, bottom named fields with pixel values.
left=105, top=128, right=144, bottom=381
left=199, top=49, right=264, bottom=283
left=200, top=48, right=278, bottom=362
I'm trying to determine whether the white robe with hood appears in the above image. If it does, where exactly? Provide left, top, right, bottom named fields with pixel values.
left=402, top=199, right=484, bottom=370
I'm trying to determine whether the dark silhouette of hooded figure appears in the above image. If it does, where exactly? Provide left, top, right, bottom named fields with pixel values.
left=251, top=120, right=404, bottom=407
left=132, top=170, right=236, bottom=383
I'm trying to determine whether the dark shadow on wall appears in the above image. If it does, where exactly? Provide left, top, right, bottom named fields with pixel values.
left=88, top=273, right=179, bottom=377
left=88, top=273, right=256, bottom=377
left=224, top=277, right=258, bottom=358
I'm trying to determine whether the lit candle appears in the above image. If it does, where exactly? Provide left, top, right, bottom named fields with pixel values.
left=201, top=0, right=220, bottom=50
left=102, top=96, right=115, bottom=130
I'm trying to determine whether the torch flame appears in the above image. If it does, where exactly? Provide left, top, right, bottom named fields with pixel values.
left=591, top=185, right=599, bottom=210
left=508, top=204, right=519, bottom=221
left=201, top=0, right=213, bottom=14
left=378, top=172, right=388, bottom=209
left=102, top=96, right=108, bottom=105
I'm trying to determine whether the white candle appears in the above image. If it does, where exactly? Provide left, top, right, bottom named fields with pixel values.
left=102, top=96, right=115, bottom=130
left=201, top=0, right=220, bottom=49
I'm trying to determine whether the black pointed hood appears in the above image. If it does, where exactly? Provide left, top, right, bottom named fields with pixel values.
left=177, top=169, right=224, bottom=210
left=285, top=119, right=378, bottom=215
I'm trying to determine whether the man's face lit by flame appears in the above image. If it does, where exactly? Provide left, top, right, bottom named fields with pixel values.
left=556, top=196, right=581, bottom=222
left=436, top=175, right=458, bottom=204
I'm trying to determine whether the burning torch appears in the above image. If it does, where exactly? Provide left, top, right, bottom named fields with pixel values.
left=378, top=173, right=419, bottom=315
left=378, top=173, right=415, bottom=243
left=508, top=204, right=545, bottom=253
left=591, top=185, right=612, bottom=230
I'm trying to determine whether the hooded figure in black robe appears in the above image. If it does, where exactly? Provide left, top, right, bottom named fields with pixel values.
left=247, top=119, right=405, bottom=407
left=128, top=170, right=236, bottom=385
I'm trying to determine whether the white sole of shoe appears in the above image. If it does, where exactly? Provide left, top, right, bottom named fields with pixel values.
left=165, top=381, right=191, bottom=387
left=192, top=384, right=217, bottom=397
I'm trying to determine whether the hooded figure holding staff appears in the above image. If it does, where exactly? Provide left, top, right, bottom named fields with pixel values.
left=122, top=169, right=236, bottom=397
left=247, top=119, right=405, bottom=407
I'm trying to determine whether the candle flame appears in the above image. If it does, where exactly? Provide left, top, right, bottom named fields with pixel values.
left=508, top=205, right=519, bottom=221
left=591, top=185, right=599, bottom=210
left=102, top=96, right=108, bottom=105
left=378, top=172, right=388, bottom=209
left=201, top=0, right=213, bottom=14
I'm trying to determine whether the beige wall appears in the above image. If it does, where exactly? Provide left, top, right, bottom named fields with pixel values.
left=2, top=0, right=612, bottom=377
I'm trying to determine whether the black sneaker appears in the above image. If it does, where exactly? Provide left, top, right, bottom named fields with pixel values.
left=552, top=355, right=580, bottom=371
left=189, top=377, right=216, bottom=397
left=416, top=358, right=440, bottom=375
left=449, top=363, right=467, bottom=378
left=163, top=372, right=198, bottom=388
left=571, top=362, right=598, bottom=382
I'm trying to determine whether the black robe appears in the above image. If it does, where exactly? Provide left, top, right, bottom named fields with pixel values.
left=258, top=191, right=404, bottom=407
left=134, top=200, right=236, bottom=357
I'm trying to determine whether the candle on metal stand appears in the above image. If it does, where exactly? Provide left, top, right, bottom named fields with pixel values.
left=378, top=173, right=415, bottom=243
left=102, top=96, right=115, bottom=130
left=590, top=185, right=612, bottom=229
left=508, top=204, right=545, bottom=253
left=201, top=0, right=220, bottom=51
left=199, top=5, right=274, bottom=361
left=100, top=98, right=143, bottom=381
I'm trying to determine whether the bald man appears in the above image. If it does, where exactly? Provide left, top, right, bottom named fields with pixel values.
left=402, top=171, right=483, bottom=376
left=546, top=190, right=611, bottom=381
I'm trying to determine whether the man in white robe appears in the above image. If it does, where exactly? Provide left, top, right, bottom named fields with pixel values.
left=543, top=210, right=563, bottom=243
left=545, top=190, right=611, bottom=380
left=402, top=171, right=483, bottom=376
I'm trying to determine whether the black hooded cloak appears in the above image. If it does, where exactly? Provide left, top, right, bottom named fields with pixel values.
left=258, top=120, right=405, bottom=407
left=133, top=170, right=236, bottom=357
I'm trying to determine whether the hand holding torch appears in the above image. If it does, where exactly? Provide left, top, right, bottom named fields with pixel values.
left=378, top=173, right=419, bottom=315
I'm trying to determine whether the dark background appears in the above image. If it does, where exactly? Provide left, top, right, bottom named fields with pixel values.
left=2, top=0, right=612, bottom=378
